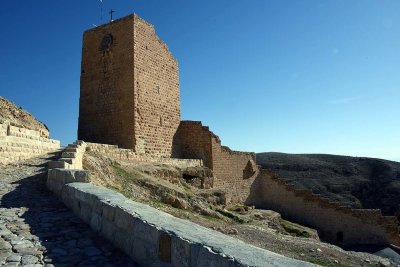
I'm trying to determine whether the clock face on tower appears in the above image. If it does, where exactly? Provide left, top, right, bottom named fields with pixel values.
left=100, top=33, right=113, bottom=52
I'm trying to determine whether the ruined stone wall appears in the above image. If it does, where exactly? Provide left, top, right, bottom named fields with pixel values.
left=78, top=15, right=136, bottom=149
left=133, top=15, right=180, bottom=156
left=172, top=121, right=213, bottom=168
left=86, top=142, right=202, bottom=168
left=0, top=123, right=60, bottom=164
left=173, top=121, right=258, bottom=202
left=248, top=169, right=400, bottom=246
left=211, top=140, right=258, bottom=203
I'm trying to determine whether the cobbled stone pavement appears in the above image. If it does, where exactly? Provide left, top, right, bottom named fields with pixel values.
left=0, top=153, right=139, bottom=266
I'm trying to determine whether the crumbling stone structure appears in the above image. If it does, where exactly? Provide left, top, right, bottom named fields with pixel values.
left=247, top=169, right=400, bottom=246
left=78, top=14, right=180, bottom=157
left=172, top=121, right=258, bottom=202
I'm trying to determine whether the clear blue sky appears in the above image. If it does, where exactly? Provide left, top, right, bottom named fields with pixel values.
left=0, top=1, right=399, bottom=162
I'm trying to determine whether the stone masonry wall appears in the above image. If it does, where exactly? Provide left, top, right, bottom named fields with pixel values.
left=211, top=140, right=258, bottom=203
left=0, top=123, right=60, bottom=164
left=172, top=121, right=213, bottom=168
left=248, top=169, right=400, bottom=246
left=1, top=122, right=7, bottom=137
left=173, top=121, right=258, bottom=202
left=78, top=15, right=136, bottom=149
left=133, top=15, right=180, bottom=156
left=86, top=142, right=202, bottom=169
left=78, top=14, right=180, bottom=157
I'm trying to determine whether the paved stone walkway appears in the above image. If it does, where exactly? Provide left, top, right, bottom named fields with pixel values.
left=0, top=154, right=138, bottom=266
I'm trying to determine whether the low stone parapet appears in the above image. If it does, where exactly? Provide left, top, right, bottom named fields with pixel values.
left=47, top=168, right=91, bottom=196
left=46, top=141, right=315, bottom=266
left=48, top=179, right=315, bottom=267
left=86, top=142, right=203, bottom=168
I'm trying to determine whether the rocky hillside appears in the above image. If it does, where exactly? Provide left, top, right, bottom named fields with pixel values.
left=256, top=152, right=400, bottom=218
left=0, top=96, right=49, bottom=137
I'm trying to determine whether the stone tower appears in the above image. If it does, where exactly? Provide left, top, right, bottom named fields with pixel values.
left=78, top=14, right=180, bottom=157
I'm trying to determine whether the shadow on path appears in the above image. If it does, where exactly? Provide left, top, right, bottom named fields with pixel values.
left=0, top=154, right=138, bottom=266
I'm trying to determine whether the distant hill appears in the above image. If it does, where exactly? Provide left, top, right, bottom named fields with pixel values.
left=256, top=152, right=400, bottom=218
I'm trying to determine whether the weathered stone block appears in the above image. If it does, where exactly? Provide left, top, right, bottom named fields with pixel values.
left=47, top=169, right=91, bottom=197
left=61, top=152, right=77, bottom=158
left=114, top=206, right=136, bottom=232
left=159, top=233, right=172, bottom=263
left=101, top=200, right=117, bottom=222
left=195, top=246, right=235, bottom=267
left=133, top=220, right=160, bottom=245
left=90, top=212, right=102, bottom=232
left=48, top=161, right=68, bottom=169
left=113, top=229, right=133, bottom=256
left=131, top=235, right=158, bottom=267
left=64, top=170, right=91, bottom=184
left=79, top=202, right=92, bottom=224
left=171, top=236, right=191, bottom=267
left=100, top=217, right=117, bottom=241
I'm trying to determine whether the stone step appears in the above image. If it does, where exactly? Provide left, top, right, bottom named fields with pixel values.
left=62, top=152, right=78, bottom=158
left=65, top=147, right=79, bottom=153
left=59, top=158, right=76, bottom=165
left=48, top=160, right=71, bottom=169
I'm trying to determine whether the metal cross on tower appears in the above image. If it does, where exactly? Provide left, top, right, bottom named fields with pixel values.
left=109, top=9, right=115, bottom=22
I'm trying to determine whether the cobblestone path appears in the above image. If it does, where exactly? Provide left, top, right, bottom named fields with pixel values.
left=0, top=154, right=138, bottom=266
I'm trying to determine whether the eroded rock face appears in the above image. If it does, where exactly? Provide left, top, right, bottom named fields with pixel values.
left=0, top=96, right=49, bottom=138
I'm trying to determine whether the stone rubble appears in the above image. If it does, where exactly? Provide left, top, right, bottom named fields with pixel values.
left=0, top=154, right=138, bottom=266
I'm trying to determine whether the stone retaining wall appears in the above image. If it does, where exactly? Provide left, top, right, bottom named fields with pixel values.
left=0, top=123, right=60, bottom=164
left=86, top=142, right=202, bottom=168
left=247, top=169, right=400, bottom=246
left=46, top=168, right=315, bottom=267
